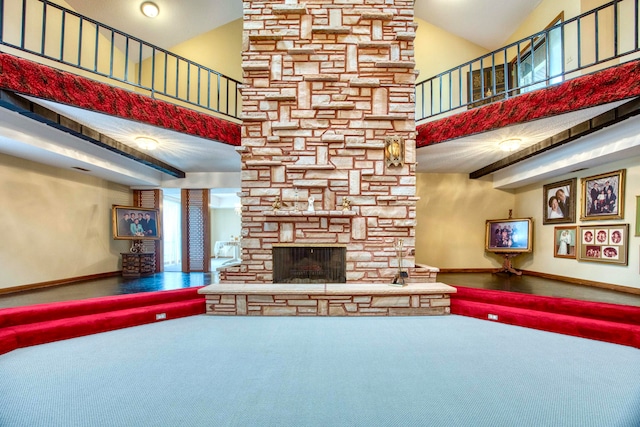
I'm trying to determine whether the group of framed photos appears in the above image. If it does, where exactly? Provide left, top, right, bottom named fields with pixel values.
left=543, top=169, right=633, bottom=265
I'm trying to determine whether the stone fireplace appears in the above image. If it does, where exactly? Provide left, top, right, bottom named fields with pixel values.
left=219, top=0, right=423, bottom=285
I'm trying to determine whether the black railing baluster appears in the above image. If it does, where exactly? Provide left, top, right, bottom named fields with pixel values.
left=0, top=0, right=4, bottom=43
left=633, top=0, right=640, bottom=50
left=77, top=18, right=82, bottom=67
left=187, top=62, right=191, bottom=102
left=124, top=37, right=129, bottom=82
left=151, top=47, right=156, bottom=96
left=60, top=9, right=66, bottom=62
left=594, top=10, right=600, bottom=64
left=614, top=1, right=619, bottom=56
left=207, top=71, right=211, bottom=109
left=41, top=1, right=46, bottom=55
left=163, top=52, right=168, bottom=94
left=109, top=30, right=115, bottom=78
left=93, top=23, right=99, bottom=72
left=20, top=0, right=26, bottom=49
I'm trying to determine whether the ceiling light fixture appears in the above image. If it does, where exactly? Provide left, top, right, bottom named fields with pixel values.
left=135, top=136, right=159, bottom=150
left=499, top=138, right=521, bottom=152
left=140, top=2, right=160, bottom=18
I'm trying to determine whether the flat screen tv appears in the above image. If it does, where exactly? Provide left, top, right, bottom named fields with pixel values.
left=485, top=218, right=533, bottom=253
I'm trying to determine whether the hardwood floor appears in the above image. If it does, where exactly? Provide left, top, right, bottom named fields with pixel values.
left=1, top=267, right=639, bottom=309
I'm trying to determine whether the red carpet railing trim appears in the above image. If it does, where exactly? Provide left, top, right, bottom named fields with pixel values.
left=4, top=53, right=640, bottom=151
left=417, top=59, right=640, bottom=147
left=0, top=53, right=241, bottom=146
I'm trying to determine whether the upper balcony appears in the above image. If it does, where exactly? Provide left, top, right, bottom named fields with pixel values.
left=0, top=0, right=639, bottom=188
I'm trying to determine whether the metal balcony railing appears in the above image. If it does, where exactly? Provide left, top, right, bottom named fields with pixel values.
left=1, top=0, right=638, bottom=126
left=0, top=0, right=242, bottom=120
left=416, top=0, right=640, bottom=122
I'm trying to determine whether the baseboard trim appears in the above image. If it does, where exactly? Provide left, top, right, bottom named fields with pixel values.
left=520, top=270, right=640, bottom=296
left=0, top=271, right=122, bottom=296
left=437, top=268, right=496, bottom=274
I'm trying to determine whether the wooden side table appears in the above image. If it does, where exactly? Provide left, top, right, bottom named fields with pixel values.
left=121, top=253, right=155, bottom=277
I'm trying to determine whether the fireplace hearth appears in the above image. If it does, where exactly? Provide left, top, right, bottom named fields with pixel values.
left=273, top=245, right=346, bottom=284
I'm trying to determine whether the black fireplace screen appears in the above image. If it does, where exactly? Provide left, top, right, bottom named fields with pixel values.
left=273, top=246, right=346, bottom=283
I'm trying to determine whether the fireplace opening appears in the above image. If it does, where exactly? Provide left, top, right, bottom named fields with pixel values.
left=273, top=245, right=346, bottom=283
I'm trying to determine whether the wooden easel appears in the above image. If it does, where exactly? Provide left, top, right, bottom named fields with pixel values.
left=493, top=209, right=522, bottom=276
left=495, top=253, right=522, bottom=276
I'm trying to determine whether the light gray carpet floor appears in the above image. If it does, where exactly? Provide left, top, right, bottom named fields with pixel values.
left=1, top=315, right=639, bottom=427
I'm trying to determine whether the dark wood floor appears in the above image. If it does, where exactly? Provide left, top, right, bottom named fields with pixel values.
left=1, top=270, right=639, bottom=309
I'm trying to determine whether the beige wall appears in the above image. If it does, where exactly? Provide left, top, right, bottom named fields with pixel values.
left=515, top=156, right=640, bottom=289
left=415, top=173, right=515, bottom=269
left=414, top=18, right=489, bottom=82
left=0, top=153, right=131, bottom=289
left=137, top=19, right=243, bottom=113
left=416, top=155, right=640, bottom=290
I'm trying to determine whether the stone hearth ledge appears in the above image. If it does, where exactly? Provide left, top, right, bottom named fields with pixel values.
left=199, top=282, right=455, bottom=295
left=198, top=282, right=456, bottom=316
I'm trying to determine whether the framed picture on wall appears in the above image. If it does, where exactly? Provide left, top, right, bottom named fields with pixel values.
left=543, top=178, right=576, bottom=224
left=580, top=169, right=625, bottom=221
left=636, top=196, right=640, bottom=236
left=577, top=224, right=628, bottom=265
left=553, top=226, right=576, bottom=259
left=485, top=218, right=533, bottom=253
left=112, top=205, right=162, bottom=240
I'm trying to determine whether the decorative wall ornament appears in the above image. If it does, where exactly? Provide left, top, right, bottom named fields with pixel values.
left=385, top=136, right=405, bottom=167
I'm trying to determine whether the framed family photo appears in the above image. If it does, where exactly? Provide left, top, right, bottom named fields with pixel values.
left=553, top=226, right=576, bottom=259
left=543, top=178, right=576, bottom=224
left=580, top=169, right=625, bottom=221
left=485, top=218, right=533, bottom=253
left=112, top=205, right=161, bottom=240
left=577, top=224, right=628, bottom=265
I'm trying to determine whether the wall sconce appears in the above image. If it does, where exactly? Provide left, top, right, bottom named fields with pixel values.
left=385, top=136, right=405, bottom=167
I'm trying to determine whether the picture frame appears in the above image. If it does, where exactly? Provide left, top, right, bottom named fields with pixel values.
left=543, top=178, right=576, bottom=224
left=553, top=226, right=577, bottom=259
left=577, top=224, right=629, bottom=265
left=636, top=196, right=640, bottom=236
left=580, top=169, right=625, bottom=221
left=112, top=205, right=161, bottom=240
left=485, top=218, right=533, bottom=253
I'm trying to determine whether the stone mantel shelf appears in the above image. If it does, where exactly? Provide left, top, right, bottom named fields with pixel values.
left=199, top=282, right=456, bottom=296
left=264, top=210, right=357, bottom=218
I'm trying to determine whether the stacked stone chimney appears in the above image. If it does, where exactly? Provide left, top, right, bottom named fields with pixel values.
left=221, top=0, right=418, bottom=284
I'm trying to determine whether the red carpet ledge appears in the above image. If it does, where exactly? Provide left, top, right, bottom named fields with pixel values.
left=451, top=286, right=640, bottom=348
left=0, top=287, right=205, bottom=355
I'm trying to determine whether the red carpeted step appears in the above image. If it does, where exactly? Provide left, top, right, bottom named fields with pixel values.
left=0, top=287, right=204, bottom=328
left=9, top=298, right=205, bottom=349
left=453, top=286, right=640, bottom=325
left=0, top=328, right=18, bottom=355
left=451, top=299, right=640, bottom=348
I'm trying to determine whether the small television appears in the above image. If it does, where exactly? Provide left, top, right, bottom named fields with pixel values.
left=485, top=218, right=533, bottom=253
left=112, top=205, right=161, bottom=240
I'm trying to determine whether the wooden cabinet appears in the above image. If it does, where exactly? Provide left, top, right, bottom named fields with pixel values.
left=121, top=253, right=156, bottom=277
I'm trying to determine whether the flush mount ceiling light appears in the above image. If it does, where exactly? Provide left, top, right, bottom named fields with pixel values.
left=498, top=138, right=521, bottom=152
left=140, top=2, right=159, bottom=18
left=135, top=136, right=159, bottom=150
